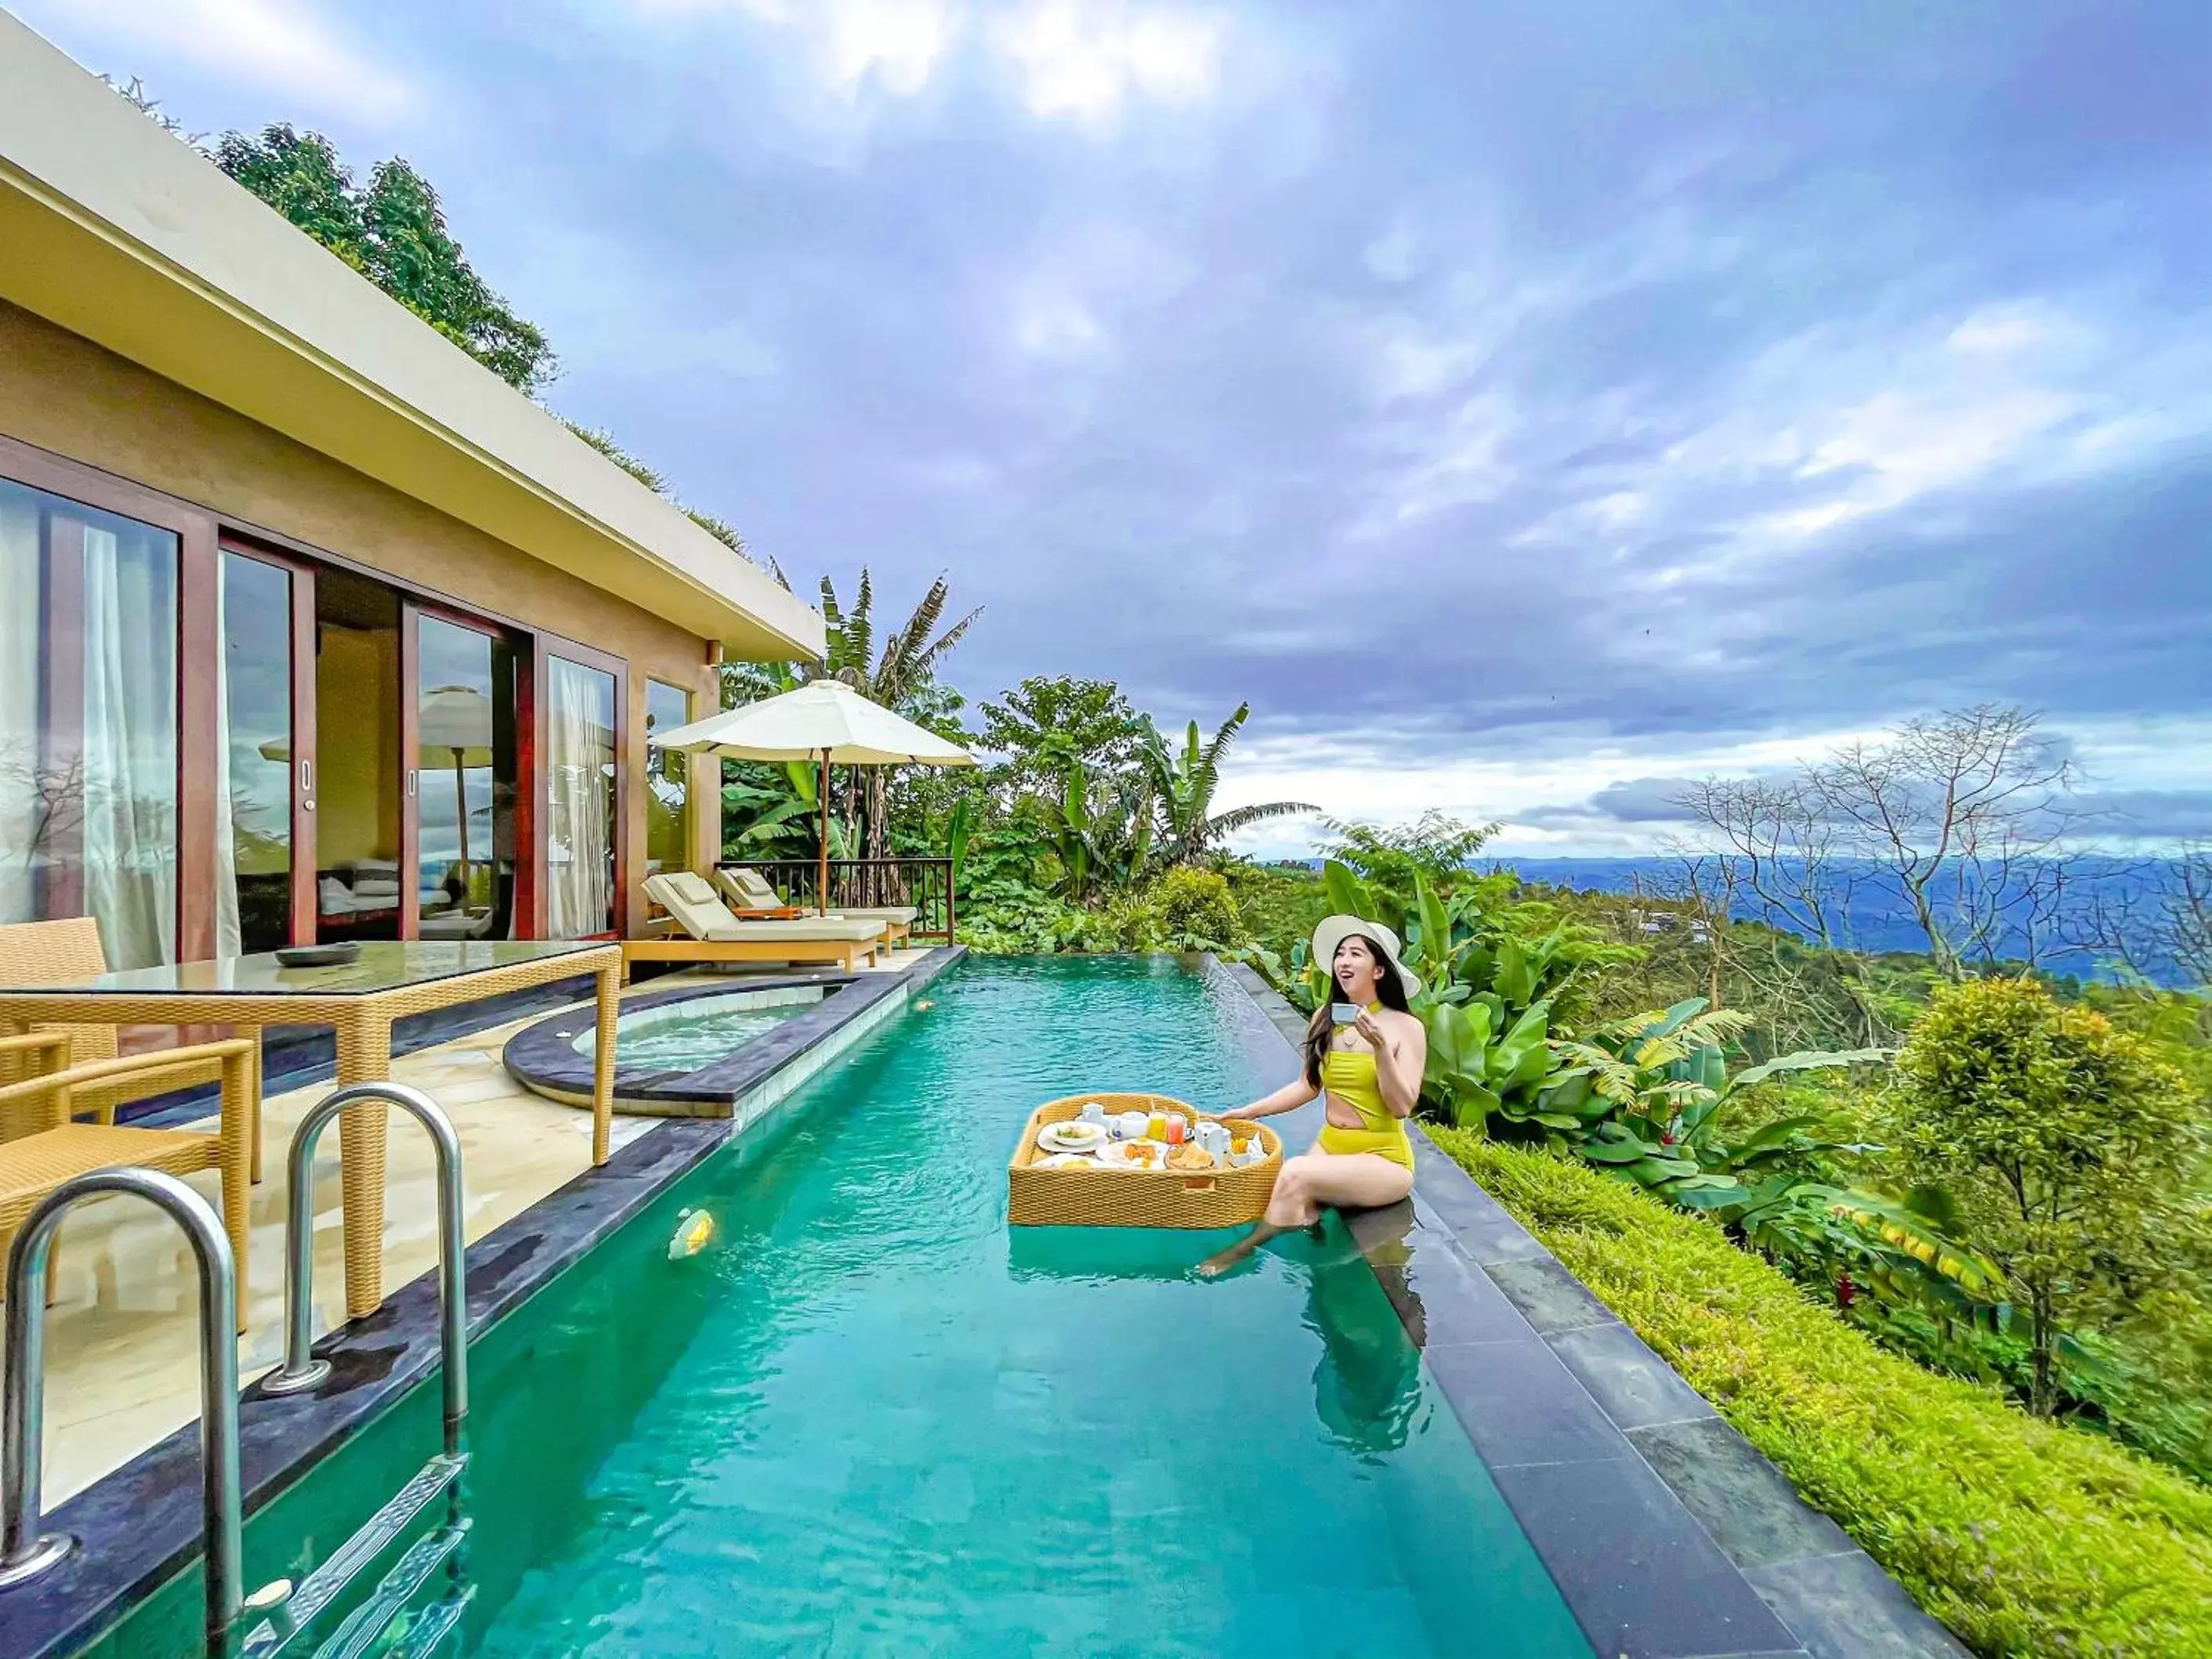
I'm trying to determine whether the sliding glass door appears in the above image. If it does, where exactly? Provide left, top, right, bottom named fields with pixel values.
left=219, top=545, right=316, bottom=952
left=545, top=654, right=619, bottom=938
left=1, top=477, right=181, bottom=970
left=411, top=610, right=519, bottom=940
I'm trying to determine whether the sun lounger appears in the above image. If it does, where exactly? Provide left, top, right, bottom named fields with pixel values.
left=628, top=873, right=889, bottom=979
left=713, top=867, right=917, bottom=947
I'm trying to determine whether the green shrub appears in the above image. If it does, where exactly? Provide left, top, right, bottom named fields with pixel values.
left=1427, top=1128, right=2212, bottom=1658
left=1151, top=866, right=1242, bottom=947
left=1887, top=976, right=2199, bottom=1414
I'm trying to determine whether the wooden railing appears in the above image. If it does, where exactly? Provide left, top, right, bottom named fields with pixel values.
left=722, top=857, right=956, bottom=944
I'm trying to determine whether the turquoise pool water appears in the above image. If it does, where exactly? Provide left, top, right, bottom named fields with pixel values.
left=573, top=986, right=822, bottom=1071
left=470, top=957, right=1588, bottom=1657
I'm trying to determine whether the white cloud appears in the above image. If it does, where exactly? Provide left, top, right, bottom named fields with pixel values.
left=1218, top=720, right=1886, bottom=859
left=1363, top=219, right=1425, bottom=284
left=1355, top=389, right=1517, bottom=532
left=26, top=0, right=411, bottom=120
left=724, top=0, right=959, bottom=97
left=991, top=0, right=1226, bottom=123
left=1013, top=289, right=1109, bottom=360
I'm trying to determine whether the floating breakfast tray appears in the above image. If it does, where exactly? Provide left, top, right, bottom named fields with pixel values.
left=1008, top=1092, right=1282, bottom=1229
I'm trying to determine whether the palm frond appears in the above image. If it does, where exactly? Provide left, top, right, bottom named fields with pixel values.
left=873, top=572, right=944, bottom=695
left=1681, top=1007, right=1755, bottom=1047
left=1205, top=799, right=1320, bottom=838
left=847, top=567, right=875, bottom=686
left=904, top=603, right=981, bottom=685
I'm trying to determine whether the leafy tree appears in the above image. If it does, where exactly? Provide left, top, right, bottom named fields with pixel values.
left=728, top=565, right=980, bottom=860
left=1144, top=703, right=1316, bottom=868
left=1153, top=866, right=1243, bottom=949
left=1887, top=976, right=2200, bottom=1414
left=1318, top=812, right=1500, bottom=920
left=1037, top=761, right=1153, bottom=904
left=977, top=676, right=1153, bottom=793
left=214, top=125, right=558, bottom=394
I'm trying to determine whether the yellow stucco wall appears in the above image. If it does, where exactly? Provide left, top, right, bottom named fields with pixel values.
left=0, top=298, right=723, bottom=921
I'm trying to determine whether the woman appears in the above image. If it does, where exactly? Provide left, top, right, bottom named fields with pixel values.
left=1200, top=916, right=1425, bottom=1277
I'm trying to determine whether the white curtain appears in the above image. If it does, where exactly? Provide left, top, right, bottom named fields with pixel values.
left=0, top=488, right=38, bottom=927
left=211, top=554, right=241, bottom=957
left=548, top=658, right=614, bottom=937
left=81, top=526, right=179, bottom=970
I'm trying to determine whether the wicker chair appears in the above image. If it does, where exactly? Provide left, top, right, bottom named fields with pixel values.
left=0, top=919, right=264, bottom=1331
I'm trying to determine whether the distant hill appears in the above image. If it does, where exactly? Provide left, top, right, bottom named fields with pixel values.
left=1275, top=853, right=2197, bottom=988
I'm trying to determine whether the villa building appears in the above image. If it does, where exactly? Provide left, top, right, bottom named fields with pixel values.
left=0, top=14, right=821, bottom=982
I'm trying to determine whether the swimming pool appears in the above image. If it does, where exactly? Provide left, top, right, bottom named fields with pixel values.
left=472, top=956, right=1587, bottom=1656
left=64, top=957, right=1590, bottom=1657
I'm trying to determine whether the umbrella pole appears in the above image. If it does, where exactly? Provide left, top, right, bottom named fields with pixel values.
left=451, top=748, right=470, bottom=894
left=817, top=749, right=831, bottom=917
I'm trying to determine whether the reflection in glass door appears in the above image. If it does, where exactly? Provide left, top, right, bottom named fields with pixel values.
left=415, top=614, right=518, bottom=940
left=219, top=549, right=311, bottom=953
left=546, top=656, right=617, bottom=937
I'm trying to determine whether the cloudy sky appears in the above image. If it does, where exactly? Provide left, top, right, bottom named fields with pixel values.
left=18, top=0, right=2212, bottom=855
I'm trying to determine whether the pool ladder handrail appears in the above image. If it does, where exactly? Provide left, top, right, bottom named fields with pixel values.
left=244, top=1081, right=472, bottom=1659
left=0, top=1168, right=244, bottom=1654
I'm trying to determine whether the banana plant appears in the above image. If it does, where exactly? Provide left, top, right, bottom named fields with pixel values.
left=1540, top=998, right=1889, bottom=1197
left=1423, top=995, right=1557, bottom=1128
left=945, top=794, right=976, bottom=888
left=1042, top=761, right=1153, bottom=904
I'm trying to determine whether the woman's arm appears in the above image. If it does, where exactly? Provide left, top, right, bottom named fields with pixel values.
left=1355, top=1009, right=1427, bottom=1118
left=1218, top=1072, right=1320, bottom=1121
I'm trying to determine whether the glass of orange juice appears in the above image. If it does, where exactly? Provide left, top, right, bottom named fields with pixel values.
left=1146, top=1107, right=1168, bottom=1140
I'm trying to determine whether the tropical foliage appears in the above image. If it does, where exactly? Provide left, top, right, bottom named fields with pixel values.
left=1885, top=976, right=2200, bottom=1414
left=1435, top=1132, right=2212, bottom=1659
left=1142, top=704, right=1316, bottom=868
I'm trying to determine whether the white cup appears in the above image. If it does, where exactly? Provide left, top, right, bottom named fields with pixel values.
left=1077, top=1103, right=1107, bottom=1126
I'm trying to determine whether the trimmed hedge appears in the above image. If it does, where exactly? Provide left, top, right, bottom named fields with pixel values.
left=1426, top=1128, right=2212, bottom=1658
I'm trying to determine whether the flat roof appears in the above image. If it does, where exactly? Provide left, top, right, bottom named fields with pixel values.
left=0, top=13, right=823, bottom=661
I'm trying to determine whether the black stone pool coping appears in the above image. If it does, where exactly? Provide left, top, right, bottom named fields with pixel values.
left=6, top=947, right=967, bottom=1659
left=1215, top=961, right=1968, bottom=1659
left=500, top=970, right=861, bottom=1110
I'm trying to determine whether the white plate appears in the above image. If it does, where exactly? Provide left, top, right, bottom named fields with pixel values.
left=1096, top=1140, right=1170, bottom=1171
left=1037, top=1122, right=1107, bottom=1154
left=1036, top=1152, right=1101, bottom=1169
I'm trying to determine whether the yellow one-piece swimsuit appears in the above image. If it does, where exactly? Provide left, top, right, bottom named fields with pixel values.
left=1315, top=1015, right=1416, bottom=1170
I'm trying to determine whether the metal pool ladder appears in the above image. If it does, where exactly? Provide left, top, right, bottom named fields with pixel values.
left=244, top=1082, right=474, bottom=1659
left=0, top=1083, right=476, bottom=1659
left=2, top=1168, right=243, bottom=1653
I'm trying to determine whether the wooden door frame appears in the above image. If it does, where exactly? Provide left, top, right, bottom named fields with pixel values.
left=534, top=632, right=630, bottom=940
left=2, top=433, right=219, bottom=961
left=218, top=536, right=319, bottom=947
left=403, top=599, right=527, bottom=940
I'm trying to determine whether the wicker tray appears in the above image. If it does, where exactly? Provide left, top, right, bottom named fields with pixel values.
left=1008, top=1092, right=1282, bottom=1229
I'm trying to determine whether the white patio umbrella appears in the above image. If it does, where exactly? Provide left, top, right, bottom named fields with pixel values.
left=417, top=686, right=496, bottom=889
left=650, top=678, right=975, bottom=914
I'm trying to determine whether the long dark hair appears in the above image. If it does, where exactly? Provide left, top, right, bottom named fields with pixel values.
left=1304, top=933, right=1410, bottom=1086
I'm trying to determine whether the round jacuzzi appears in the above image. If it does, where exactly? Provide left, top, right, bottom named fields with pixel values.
left=504, top=976, right=843, bottom=1116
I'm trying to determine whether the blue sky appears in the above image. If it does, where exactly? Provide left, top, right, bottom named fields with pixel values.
left=19, top=0, right=2212, bottom=855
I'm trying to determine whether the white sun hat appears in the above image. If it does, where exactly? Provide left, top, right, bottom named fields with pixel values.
left=1310, top=914, right=1424, bottom=1002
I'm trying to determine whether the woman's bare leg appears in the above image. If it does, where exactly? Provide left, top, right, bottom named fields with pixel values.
left=1295, top=1152, right=1414, bottom=1210
left=1198, top=1154, right=1398, bottom=1277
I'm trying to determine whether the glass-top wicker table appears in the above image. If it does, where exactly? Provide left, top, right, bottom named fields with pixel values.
left=0, top=940, right=621, bottom=1320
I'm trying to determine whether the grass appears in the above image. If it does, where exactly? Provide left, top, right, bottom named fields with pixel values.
left=1426, top=1127, right=2212, bottom=1659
